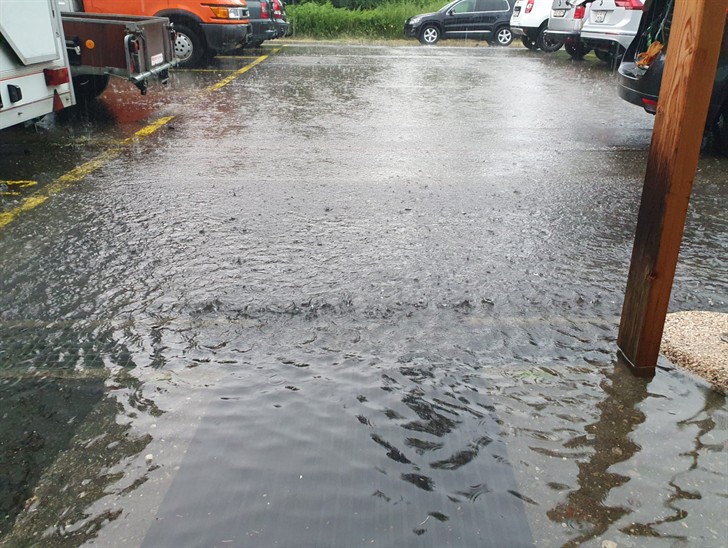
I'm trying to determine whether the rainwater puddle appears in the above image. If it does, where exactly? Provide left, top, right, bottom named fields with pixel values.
left=0, top=44, right=726, bottom=547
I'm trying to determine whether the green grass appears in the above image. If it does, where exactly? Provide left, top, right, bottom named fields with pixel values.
left=287, top=1, right=447, bottom=39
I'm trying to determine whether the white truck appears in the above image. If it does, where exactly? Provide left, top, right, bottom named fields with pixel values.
left=0, top=0, right=76, bottom=130
left=1, top=0, right=177, bottom=131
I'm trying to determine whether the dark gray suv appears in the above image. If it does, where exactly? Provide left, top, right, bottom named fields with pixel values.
left=404, top=0, right=515, bottom=46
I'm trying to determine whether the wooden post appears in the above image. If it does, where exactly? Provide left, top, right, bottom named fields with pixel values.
left=618, top=0, right=727, bottom=375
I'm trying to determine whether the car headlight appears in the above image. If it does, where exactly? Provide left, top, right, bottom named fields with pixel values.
left=208, top=6, right=245, bottom=19
left=409, top=16, right=423, bottom=26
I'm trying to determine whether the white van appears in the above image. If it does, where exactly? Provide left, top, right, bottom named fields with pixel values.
left=510, top=0, right=563, bottom=51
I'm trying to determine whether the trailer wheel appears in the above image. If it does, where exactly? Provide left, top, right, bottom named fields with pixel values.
left=72, top=75, right=110, bottom=99
left=173, top=23, right=205, bottom=67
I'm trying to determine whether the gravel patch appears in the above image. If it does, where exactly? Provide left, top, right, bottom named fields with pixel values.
left=661, top=311, right=728, bottom=394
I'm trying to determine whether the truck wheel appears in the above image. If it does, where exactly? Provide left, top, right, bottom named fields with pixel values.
left=536, top=26, right=563, bottom=53
left=521, top=35, right=538, bottom=50
left=173, top=23, right=205, bottom=67
left=419, top=25, right=440, bottom=45
left=72, top=74, right=110, bottom=99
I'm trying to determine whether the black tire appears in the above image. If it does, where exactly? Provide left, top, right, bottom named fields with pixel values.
left=172, top=23, right=205, bottom=67
left=492, top=26, right=513, bottom=47
left=419, top=24, right=440, bottom=45
left=521, top=35, right=538, bottom=50
left=594, top=48, right=612, bottom=62
left=536, top=26, right=563, bottom=53
left=72, top=74, right=110, bottom=99
left=565, top=42, right=590, bottom=60
left=595, top=46, right=625, bottom=68
left=249, top=40, right=265, bottom=48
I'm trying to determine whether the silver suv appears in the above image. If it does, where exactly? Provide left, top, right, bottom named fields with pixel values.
left=545, top=0, right=591, bottom=59
left=579, top=0, right=645, bottom=66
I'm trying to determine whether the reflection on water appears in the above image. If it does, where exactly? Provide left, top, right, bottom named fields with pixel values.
left=547, top=362, right=649, bottom=545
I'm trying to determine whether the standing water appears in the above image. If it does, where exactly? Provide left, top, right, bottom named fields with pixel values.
left=0, top=44, right=726, bottom=547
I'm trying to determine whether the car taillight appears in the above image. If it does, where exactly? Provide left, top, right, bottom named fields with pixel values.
left=615, top=0, right=644, bottom=9
left=43, top=67, right=70, bottom=86
left=261, top=1, right=269, bottom=18
left=642, top=97, right=658, bottom=113
left=526, top=1, right=534, bottom=14
left=574, top=5, right=585, bottom=19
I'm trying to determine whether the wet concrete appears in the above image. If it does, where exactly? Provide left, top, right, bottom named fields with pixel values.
left=0, top=44, right=726, bottom=547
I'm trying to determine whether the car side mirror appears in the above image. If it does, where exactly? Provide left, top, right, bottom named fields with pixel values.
left=446, top=9, right=454, bottom=15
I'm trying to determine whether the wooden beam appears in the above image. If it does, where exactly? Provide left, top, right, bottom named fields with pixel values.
left=618, top=0, right=727, bottom=374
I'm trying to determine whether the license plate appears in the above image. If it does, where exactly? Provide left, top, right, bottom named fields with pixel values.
left=552, top=9, right=565, bottom=17
left=594, top=11, right=607, bottom=23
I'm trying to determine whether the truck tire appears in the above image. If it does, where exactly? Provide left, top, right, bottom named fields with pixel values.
left=172, top=23, right=205, bottom=67
left=72, top=74, right=110, bottom=99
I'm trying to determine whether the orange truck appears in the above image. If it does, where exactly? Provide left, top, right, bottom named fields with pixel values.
left=62, top=0, right=252, bottom=66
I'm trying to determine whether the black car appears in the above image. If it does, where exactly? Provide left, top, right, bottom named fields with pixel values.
left=404, top=0, right=515, bottom=46
left=618, top=0, right=728, bottom=154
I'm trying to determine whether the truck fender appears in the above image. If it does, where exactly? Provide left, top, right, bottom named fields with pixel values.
left=153, top=10, right=203, bottom=25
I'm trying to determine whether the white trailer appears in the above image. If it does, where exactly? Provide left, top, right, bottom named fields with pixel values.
left=0, top=0, right=76, bottom=130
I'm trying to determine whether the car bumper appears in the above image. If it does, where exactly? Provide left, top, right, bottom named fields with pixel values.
left=618, top=58, right=661, bottom=113
left=404, top=23, right=419, bottom=38
left=543, top=29, right=581, bottom=43
left=511, top=26, right=540, bottom=40
left=273, top=20, right=290, bottom=38
left=250, top=21, right=277, bottom=41
left=510, top=26, right=527, bottom=37
left=580, top=30, right=636, bottom=51
left=200, top=22, right=252, bottom=52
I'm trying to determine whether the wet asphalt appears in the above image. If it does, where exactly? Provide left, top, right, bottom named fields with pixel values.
left=0, top=43, right=727, bottom=547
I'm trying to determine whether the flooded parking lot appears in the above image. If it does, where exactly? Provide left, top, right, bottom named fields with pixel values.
left=1, top=43, right=727, bottom=547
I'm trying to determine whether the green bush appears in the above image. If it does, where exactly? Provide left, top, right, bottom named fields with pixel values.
left=288, top=1, right=446, bottom=39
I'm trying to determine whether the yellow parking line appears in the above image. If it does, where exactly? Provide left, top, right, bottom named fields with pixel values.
left=0, top=180, right=37, bottom=197
left=0, top=51, right=276, bottom=231
left=205, top=51, right=274, bottom=92
left=0, top=117, right=173, bottom=229
left=1, top=180, right=38, bottom=187
left=179, top=69, right=240, bottom=73
left=214, top=55, right=261, bottom=60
